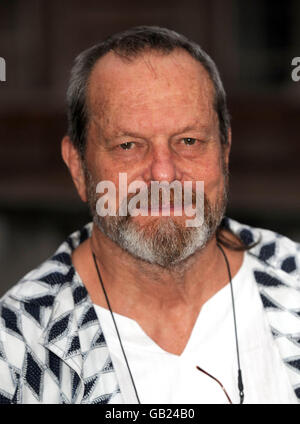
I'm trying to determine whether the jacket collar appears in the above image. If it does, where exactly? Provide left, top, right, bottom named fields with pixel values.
left=37, top=223, right=121, bottom=402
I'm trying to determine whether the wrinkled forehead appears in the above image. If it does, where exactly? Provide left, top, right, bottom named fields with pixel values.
left=87, top=49, right=216, bottom=128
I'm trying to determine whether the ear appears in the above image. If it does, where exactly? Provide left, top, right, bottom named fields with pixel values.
left=223, top=127, right=232, bottom=167
left=61, top=136, right=87, bottom=202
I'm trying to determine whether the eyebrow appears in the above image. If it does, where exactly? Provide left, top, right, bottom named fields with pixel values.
left=111, top=123, right=212, bottom=139
left=171, top=124, right=212, bottom=137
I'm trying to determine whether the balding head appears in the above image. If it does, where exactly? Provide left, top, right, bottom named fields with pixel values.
left=66, top=26, right=230, bottom=159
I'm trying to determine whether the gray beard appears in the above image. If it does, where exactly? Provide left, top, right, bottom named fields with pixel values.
left=85, top=171, right=228, bottom=268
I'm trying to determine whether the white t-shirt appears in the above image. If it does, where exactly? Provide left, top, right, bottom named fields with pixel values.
left=94, top=252, right=298, bottom=404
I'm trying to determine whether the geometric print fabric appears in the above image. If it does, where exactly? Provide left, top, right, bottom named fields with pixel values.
left=227, top=219, right=300, bottom=402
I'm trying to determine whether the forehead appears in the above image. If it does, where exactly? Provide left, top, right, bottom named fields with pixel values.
left=87, top=49, right=216, bottom=133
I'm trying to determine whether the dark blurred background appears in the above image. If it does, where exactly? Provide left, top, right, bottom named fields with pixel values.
left=0, top=0, right=299, bottom=296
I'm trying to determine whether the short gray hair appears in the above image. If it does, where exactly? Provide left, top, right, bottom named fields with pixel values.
left=67, top=25, right=230, bottom=157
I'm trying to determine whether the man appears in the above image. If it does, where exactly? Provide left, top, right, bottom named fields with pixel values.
left=0, top=26, right=299, bottom=404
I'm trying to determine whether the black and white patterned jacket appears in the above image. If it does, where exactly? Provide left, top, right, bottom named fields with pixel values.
left=0, top=218, right=300, bottom=404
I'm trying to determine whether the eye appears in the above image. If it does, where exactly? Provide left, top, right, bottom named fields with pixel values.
left=183, top=137, right=197, bottom=146
left=119, top=142, right=134, bottom=150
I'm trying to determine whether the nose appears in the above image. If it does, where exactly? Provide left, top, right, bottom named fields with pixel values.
left=144, top=142, right=182, bottom=182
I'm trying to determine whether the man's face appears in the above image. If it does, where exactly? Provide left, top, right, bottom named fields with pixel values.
left=82, top=49, right=230, bottom=267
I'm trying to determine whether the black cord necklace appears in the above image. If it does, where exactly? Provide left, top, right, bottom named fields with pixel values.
left=92, top=252, right=141, bottom=404
left=217, top=243, right=244, bottom=404
left=92, top=244, right=244, bottom=404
